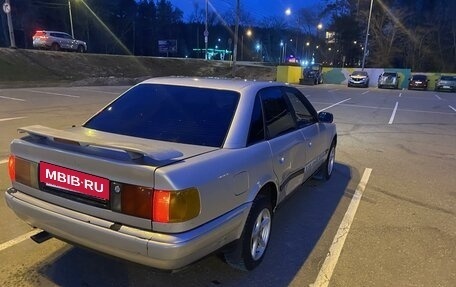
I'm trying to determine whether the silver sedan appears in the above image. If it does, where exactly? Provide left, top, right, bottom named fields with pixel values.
left=6, top=77, right=337, bottom=271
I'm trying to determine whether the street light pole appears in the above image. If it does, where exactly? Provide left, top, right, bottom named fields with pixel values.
left=232, top=0, right=240, bottom=71
left=204, top=0, right=209, bottom=60
left=68, top=0, right=74, bottom=38
left=3, top=0, right=16, bottom=48
left=361, top=0, right=373, bottom=70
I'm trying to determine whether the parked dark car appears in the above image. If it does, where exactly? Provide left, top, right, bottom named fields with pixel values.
left=408, top=74, right=429, bottom=90
left=299, top=63, right=323, bottom=85
left=435, top=75, right=456, bottom=92
left=378, top=72, right=400, bottom=89
left=348, top=71, right=369, bottom=88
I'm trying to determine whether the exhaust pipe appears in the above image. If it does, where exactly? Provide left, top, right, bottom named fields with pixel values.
left=30, top=231, right=52, bottom=244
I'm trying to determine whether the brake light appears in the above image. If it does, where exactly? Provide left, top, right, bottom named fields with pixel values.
left=153, top=188, right=200, bottom=223
left=120, top=184, right=153, bottom=219
left=117, top=184, right=200, bottom=223
left=8, top=155, right=39, bottom=188
left=153, top=190, right=171, bottom=222
left=8, top=155, right=15, bottom=181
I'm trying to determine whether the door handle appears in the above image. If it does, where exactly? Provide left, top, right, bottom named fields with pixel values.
left=279, top=157, right=285, bottom=164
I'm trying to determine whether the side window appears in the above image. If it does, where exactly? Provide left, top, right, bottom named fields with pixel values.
left=259, top=87, right=296, bottom=139
left=247, top=95, right=265, bottom=145
left=283, top=87, right=317, bottom=127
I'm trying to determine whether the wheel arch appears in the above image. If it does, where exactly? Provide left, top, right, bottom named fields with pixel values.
left=256, top=182, right=278, bottom=210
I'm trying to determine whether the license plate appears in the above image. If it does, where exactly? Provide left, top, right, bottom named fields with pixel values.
left=40, top=162, right=110, bottom=200
left=443, top=85, right=450, bottom=89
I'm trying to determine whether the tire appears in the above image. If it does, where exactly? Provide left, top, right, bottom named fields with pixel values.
left=224, top=196, right=272, bottom=271
left=321, top=140, right=336, bottom=180
left=77, top=45, right=85, bottom=53
left=51, top=43, right=60, bottom=51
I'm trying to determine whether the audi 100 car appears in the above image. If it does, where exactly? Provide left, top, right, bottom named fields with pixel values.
left=348, top=71, right=369, bottom=88
left=6, top=77, right=337, bottom=271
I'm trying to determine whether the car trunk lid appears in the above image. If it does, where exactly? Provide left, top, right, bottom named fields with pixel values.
left=10, top=125, right=218, bottom=229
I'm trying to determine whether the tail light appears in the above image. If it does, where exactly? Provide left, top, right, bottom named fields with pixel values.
left=116, top=184, right=200, bottom=223
left=8, top=155, right=39, bottom=188
left=8, top=155, right=15, bottom=181
left=153, top=188, right=200, bottom=223
left=8, top=155, right=201, bottom=224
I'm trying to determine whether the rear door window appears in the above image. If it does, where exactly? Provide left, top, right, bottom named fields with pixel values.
left=258, top=87, right=296, bottom=139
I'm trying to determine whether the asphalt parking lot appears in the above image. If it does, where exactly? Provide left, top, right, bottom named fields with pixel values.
left=0, top=84, right=455, bottom=287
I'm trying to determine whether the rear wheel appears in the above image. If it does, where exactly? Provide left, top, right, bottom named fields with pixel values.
left=224, top=196, right=272, bottom=271
left=319, top=140, right=336, bottom=180
left=77, top=45, right=85, bottom=53
left=51, top=43, right=60, bottom=51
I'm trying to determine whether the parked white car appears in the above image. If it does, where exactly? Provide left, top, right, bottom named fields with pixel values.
left=32, top=30, right=87, bottom=52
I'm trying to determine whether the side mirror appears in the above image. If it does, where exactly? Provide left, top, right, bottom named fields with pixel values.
left=318, top=112, right=333, bottom=123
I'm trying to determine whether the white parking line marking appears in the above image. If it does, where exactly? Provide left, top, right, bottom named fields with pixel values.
left=312, top=102, right=455, bottom=115
left=79, top=88, right=119, bottom=95
left=449, top=105, right=456, bottom=112
left=0, top=116, right=26, bottom=122
left=435, top=95, right=442, bottom=100
left=28, top=90, right=80, bottom=98
left=311, top=168, right=373, bottom=287
left=318, top=98, right=352, bottom=112
left=399, top=93, right=402, bottom=97
left=0, top=95, right=26, bottom=102
left=329, top=89, right=341, bottom=92
left=389, top=102, right=399, bottom=124
left=0, top=159, right=7, bottom=164
left=361, top=90, right=369, bottom=95
left=0, top=229, right=42, bottom=252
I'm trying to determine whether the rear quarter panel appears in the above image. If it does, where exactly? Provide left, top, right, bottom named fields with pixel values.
left=153, top=142, right=276, bottom=233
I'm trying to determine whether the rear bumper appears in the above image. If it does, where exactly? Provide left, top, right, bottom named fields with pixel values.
left=408, top=85, right=427, bottom=90
left=378, top=83, right=398, bottom=89
left=5, top=188, right=250, bottom=270
left=436, top=86, right=456, bottom=92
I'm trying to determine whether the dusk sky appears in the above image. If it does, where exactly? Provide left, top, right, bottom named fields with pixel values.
left=169, top=0, right=320, bottom=22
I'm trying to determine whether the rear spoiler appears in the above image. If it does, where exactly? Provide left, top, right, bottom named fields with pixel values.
left=18, top=125, right=184, bottom=161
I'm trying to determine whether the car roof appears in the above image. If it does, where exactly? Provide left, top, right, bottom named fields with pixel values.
left=35, top=30, right=70, bottom=35
left=139, top=77, right=285, bottom=93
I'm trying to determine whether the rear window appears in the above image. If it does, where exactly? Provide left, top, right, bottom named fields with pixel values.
left=440, top=76, right=456, bottom=81
left=382, top=72, right=397, bottom=77
left=84, top=84, right=239, bottom=147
